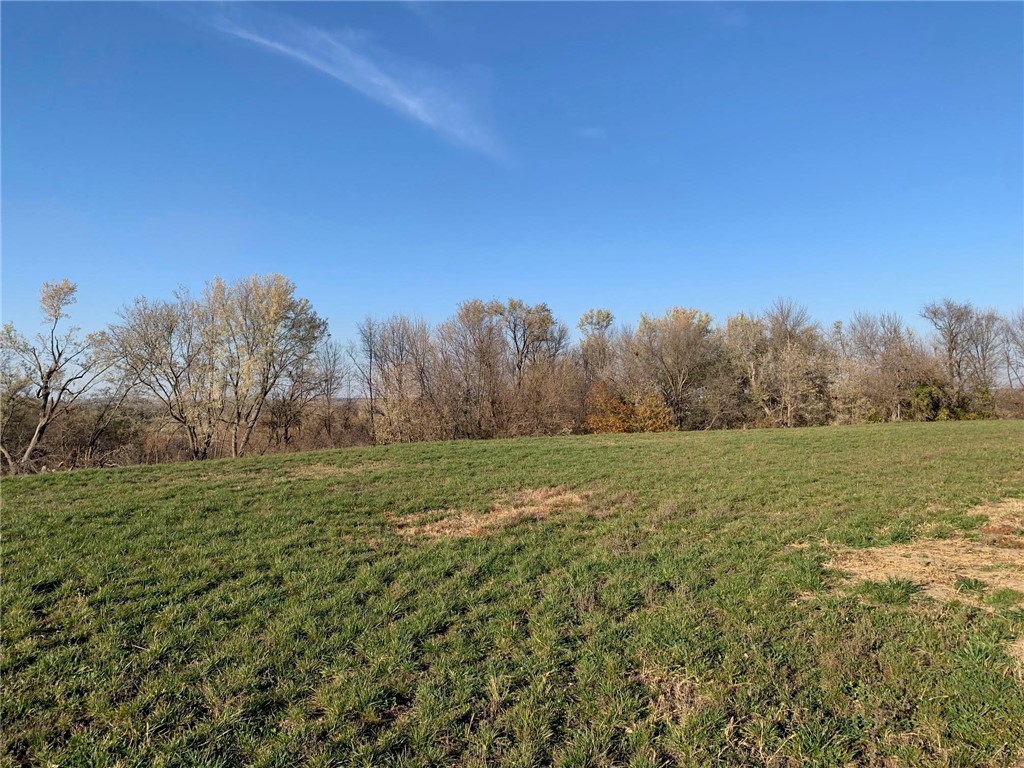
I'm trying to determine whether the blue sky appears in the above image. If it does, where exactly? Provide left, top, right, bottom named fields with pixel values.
left=3, top=2, right=1022, bottom=340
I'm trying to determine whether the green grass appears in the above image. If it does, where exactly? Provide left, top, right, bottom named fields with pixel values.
left=3, top=421, right=1024, bottom=767
left=856, top=578, right=922, bottom=605
left=955, top=577, right=988, bottom=595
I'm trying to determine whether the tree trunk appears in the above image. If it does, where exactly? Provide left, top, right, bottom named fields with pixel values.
left=19, top=417, right=49, bottom=464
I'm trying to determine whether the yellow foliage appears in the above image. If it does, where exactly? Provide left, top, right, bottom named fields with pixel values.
left=585, top=383, right=673, bottom=434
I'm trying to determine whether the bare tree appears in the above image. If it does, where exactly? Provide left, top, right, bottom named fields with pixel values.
left=436, top=300, right=507, bottom=439
left=578, top=308, right=615, bottom=387
left=263, top=359, right=321, bottom=450
left=108, top=291, right=224, bottom=460
left=352, top=315, right=445, bottom=443
left=962, top=308, right=1003, bottom=397
left=766, top=300, right=834, bottom=427
left=921, top=299, right=1006, bottom=414
left=633, top=308, right=721, bottom=429
left=206, top=275, right=327, bottom=457
left=314, top=339, right=348, bottom=442
left=0, top=344, right=33, bottom=468
left=8, top=277, right=1020, bottom=471
left=922, top=299, right=974, bottom=407
left=1003, top=309, right=1024, bottom=391
left=109, top=275, right=325, bottom=459
left=70, top=368, right=140, bottom=467
left=0, top=280, right=111, bottom=470
left=723, top=312, right=768, bottom=419
left=725, top=300, right=833, bottom=428
left=499, top=299, right=571, bottom=433
left=351, top=317, right=379, bottom=443
left=838, top=312, right=935, bottom=421
left=501, top=299, right=567, bottom=390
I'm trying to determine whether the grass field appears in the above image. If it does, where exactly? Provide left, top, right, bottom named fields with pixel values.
left=3, top=421, right=1024, bottom=767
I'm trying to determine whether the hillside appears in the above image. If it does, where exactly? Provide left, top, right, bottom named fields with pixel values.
left=3, top=421, right=1024, bottom=766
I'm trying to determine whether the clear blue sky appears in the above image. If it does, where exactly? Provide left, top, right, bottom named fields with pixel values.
left=3, top=1, right=1022, bottom=340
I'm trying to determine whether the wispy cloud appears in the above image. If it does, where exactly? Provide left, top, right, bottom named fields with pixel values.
left=210, top=8, right=505, bottom=160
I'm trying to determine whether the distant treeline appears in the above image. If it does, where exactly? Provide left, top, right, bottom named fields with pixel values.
left=2, top=274, right=1022, bottom=472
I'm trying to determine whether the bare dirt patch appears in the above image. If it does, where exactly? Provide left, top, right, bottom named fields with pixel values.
left=827, top=498, right=1024, bottom=606
left=393, top=487, right=587, bottom=539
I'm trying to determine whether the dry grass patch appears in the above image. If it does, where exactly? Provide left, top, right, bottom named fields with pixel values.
left=1009, top=637, right=1024, bottom=668
left=393, top=486, right=587, bottom=539
left=283, top=462, right=387, bottom=480
left=636, top=666, right=709, bottom=725
left=976, top=497, right=1024, bottom=549
left=827, top=498, right=1024, bottom=606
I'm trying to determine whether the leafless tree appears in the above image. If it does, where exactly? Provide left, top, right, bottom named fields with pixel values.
left=1003, top=309, right=1024, bottom=391
left=922, top=299, right=975, bottom=406
left=922, top=299, right=1006, bottom=414
left=724, top=300, right=833, bottom=428
left=108, top=275, right=325, bottom=459
left=578, top=308, right=615, bottom=387
left=351, top=317, right=379, bottom=443
left=436, top=300, right=507, bottom=439
left=263, top=359, right=321, bottom=450
left=314, top=339, right=349, bottom=442
left=0, top=344, right=33, bottom=468
left=962, top=308, right=1003, bottom=395
left=838, top=312, right=935, bottom=421
left=206, top=274, right=327, bottom=457
left=109, top=290, right=225, bottom=460
left=352, top=315, right=442, bottom=443
left=1, top=280, right=111, bottom=470
left=633, top=308, right=721, bottom=429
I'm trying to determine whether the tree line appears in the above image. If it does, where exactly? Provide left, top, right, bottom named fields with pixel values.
left=2, top=274, right=1022, bottom=472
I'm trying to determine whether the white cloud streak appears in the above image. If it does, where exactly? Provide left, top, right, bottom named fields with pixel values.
left=212, top=10, right=505, bottom=160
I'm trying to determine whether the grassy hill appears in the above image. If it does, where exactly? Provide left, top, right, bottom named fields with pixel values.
left=3, top=421, right=1024, bottom=767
